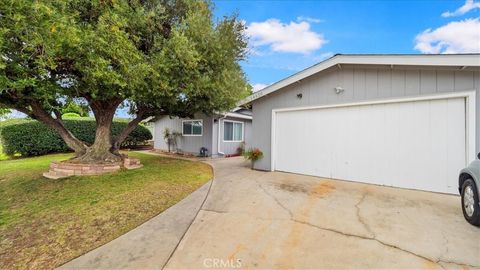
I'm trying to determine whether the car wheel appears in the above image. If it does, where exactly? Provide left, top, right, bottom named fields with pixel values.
left=461, top=179, right=480, bottom=226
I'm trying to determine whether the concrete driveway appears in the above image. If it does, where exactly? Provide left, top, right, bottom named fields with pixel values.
left=165, top=157, right=479, bottom=269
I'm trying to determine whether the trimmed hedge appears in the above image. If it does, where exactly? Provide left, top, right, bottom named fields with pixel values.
left=0, top=119, right=152, bottom=157
left=62, top=112, right=81, bottom=118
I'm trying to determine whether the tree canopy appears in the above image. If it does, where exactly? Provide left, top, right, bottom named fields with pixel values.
left=0, top=0, right=249, bottom=162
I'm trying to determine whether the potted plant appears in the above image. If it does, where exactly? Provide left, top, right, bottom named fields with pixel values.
left=243, top=148, right=263, bottom=169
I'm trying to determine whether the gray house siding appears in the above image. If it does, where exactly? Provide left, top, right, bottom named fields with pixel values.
left=251, top=65, right=480, bottom=171
left=244, top=120, right=253, bottom=150
left=153, top=113, right=213, bottom=155
left=153, top=116, right=178, bottom=151
left=154, top=113, right=252, bottom=156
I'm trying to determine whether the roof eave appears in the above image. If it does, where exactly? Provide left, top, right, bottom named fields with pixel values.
left=225, top=112, right=253, bottom=120
left=238, top=54, right=480, bottom=105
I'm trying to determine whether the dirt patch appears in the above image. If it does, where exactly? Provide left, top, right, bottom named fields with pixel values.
left=309, top=181, right=335, bottom=198
left=423, top=261, right=438, bottom=270
left=276, top=180, right=335, bottom=268
left=370, top=192, right=425, bottom=209
left=275, top=181, right=335, bottom=198
left=275, top=183, right=309, bottom=194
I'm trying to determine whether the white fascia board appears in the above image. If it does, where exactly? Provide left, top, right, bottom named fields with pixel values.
left=225, top=112, right=252, bottom=120
left=213, top=107, right=250, bottom=117
left=239, top=54, right=480, bottom=105
left=335, top=54, right=480, bottom=66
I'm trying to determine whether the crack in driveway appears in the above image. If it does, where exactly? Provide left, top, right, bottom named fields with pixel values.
left=254, top=178, right=294, bottom=218
left=254, top=179, right=478, bottom=269
left=355, top=192, right=375, bottom=238
left=291, top=218, right=465, bottom=270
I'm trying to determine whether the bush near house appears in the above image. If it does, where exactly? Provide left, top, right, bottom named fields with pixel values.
left=0, top=119, right=152, bottom=157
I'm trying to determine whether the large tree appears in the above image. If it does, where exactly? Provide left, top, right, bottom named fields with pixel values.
left=0, top=0, right=249, bottom=163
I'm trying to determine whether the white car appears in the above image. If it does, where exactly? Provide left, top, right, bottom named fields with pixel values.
left=459, top=153, right=480, bottom=226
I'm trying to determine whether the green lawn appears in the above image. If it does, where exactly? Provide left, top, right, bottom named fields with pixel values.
left=0, top=152, right=212, bottom=269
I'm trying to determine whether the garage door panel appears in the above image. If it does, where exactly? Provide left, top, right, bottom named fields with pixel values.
left=428, top=100, right=448, bottom=191
left=446, top=98, right=466, bottom=190
left=397, top=101, right=432, bottom=190
left=274, top=98, right=466, bottom=194
left=365, top=105, right=389, bottom=184
left=310, top=112, right=333, bottom=177
left=384, top=103, right=403, bottom=188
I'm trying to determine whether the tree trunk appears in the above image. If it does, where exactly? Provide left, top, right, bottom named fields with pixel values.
left=111, top=110, right=147, bottom=154
left=29, top=98, right=148, bottom=164
left=72, top=100, right=122, bottom=163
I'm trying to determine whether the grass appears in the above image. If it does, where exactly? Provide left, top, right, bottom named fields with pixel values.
left=0, top=152, right=212, bottom=269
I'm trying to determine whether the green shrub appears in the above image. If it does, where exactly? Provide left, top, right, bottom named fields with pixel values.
left=0, top=118, right=30, bottom=128
left=62, top=112, right=81, bottom=118
left=0, top=119, right=152, bottom=157
left=243, top=148, right=263, bottom=162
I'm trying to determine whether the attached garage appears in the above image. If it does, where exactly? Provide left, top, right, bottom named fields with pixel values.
left=273, top=94, right=475, bottom=194
left=241, top=54, right=480, bottom=194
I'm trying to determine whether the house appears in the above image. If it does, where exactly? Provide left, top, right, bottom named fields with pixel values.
left=240, top=54, right=480, bottom=194
left=153, top=108, right=252, bottom=157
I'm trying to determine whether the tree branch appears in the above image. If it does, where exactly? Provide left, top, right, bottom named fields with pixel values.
left=29, top=101, right=87, bottom=155
left=111, top=108, right=148, bottom=153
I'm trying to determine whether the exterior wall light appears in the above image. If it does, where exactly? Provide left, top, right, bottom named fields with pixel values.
left=334, top=86, right=345, bottom=94
left=297, top=93, right=303, bottom=99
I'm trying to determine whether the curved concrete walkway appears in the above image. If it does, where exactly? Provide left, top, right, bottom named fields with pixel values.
left=61, top=155, right=479, bottom=270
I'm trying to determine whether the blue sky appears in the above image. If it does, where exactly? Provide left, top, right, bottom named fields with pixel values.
left=213, top=0, right=480, bottom=91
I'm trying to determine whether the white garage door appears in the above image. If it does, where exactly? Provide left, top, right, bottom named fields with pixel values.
left=274, top=98, right=467, bottom=194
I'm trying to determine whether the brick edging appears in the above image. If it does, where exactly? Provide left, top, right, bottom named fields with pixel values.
left=43, top=157, right=142, bottom=179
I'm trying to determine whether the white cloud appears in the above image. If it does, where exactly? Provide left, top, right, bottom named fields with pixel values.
left=251, top=83, right=270, bottom=92
left=297, top=16, right=324, bottom=23
left=414, top=18, right=480, bottom=53
left=442, top=0, right=480, bottom=17
left=246, top=19, right=326, bottom=54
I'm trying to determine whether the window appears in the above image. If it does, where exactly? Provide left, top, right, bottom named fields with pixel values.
left=182, top=120, right=203, bottom=136
left=223, top=121, right=243, bottom=142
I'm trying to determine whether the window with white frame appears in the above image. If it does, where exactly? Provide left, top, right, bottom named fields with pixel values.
left=182, top=120, right=203, bottom=136
left=223, top=121, right=243, bottom=141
